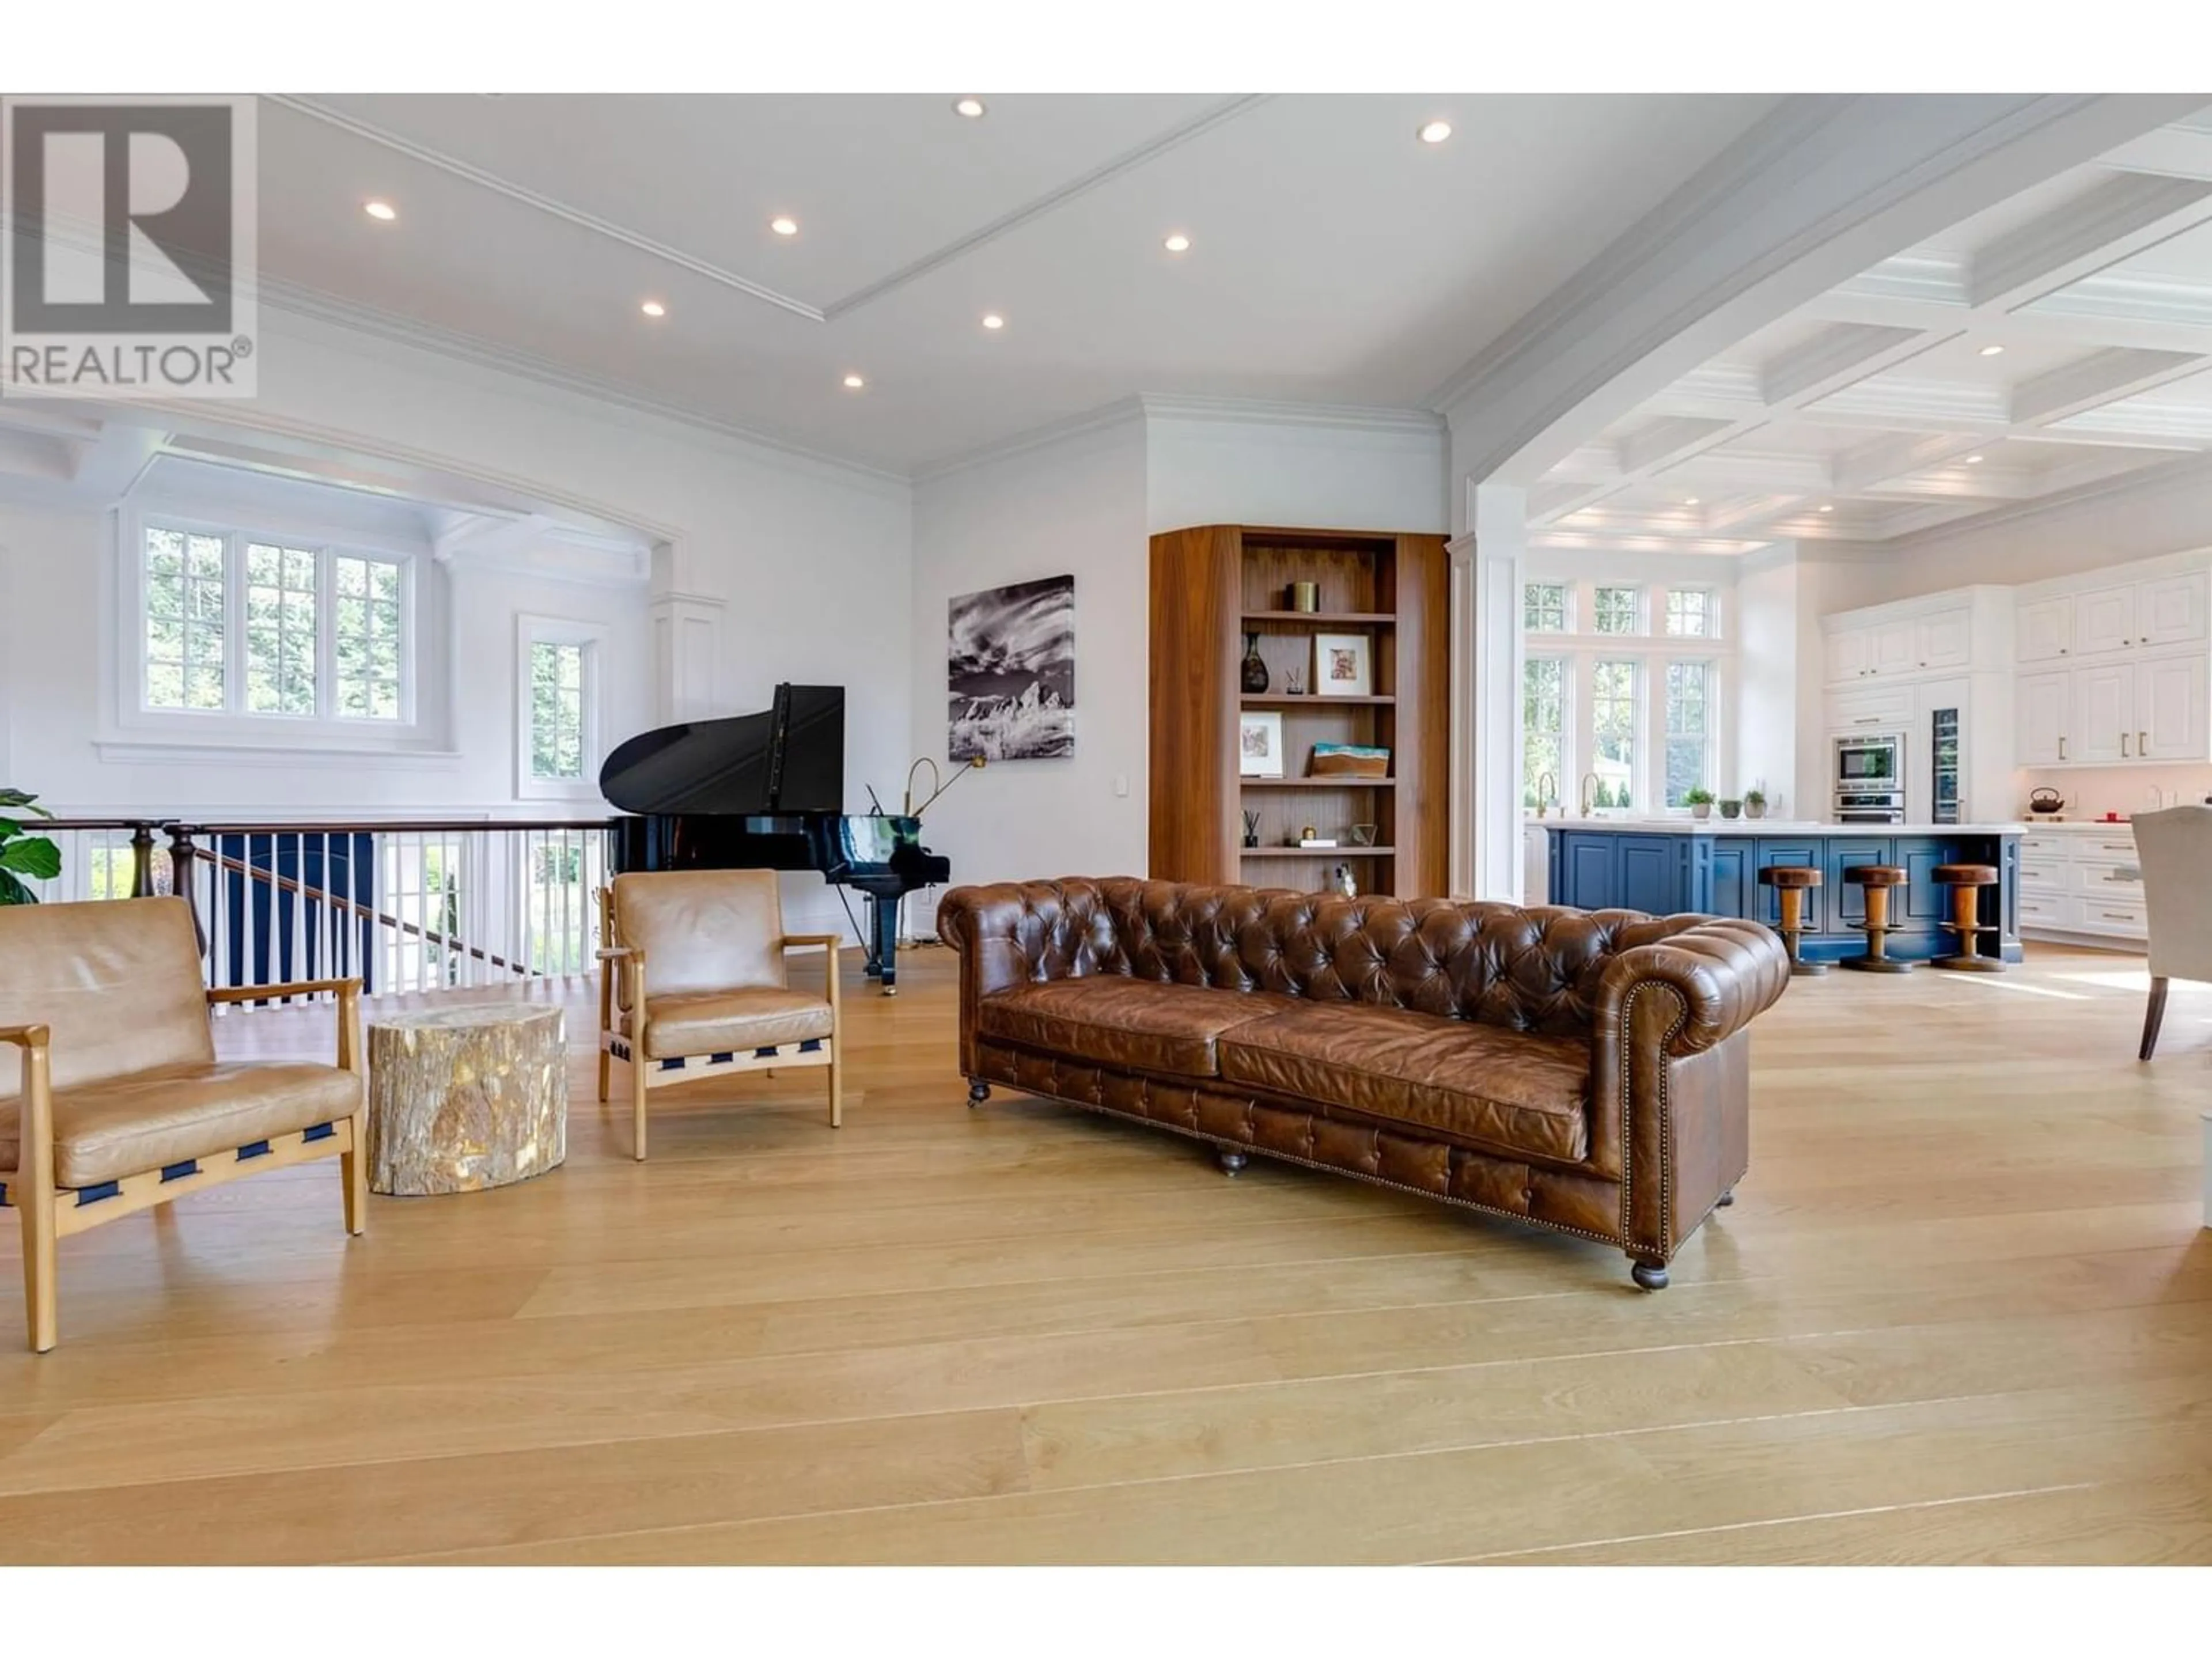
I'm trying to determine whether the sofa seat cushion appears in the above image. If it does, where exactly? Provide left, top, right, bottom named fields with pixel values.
left=1217, top=1004, right=1592, bottom=1164
left=633, top=989, right=834, bottom=1059
left=1, top=1061, right=363, bottom=1190
left=977, top=979, right=1300, bottom=1078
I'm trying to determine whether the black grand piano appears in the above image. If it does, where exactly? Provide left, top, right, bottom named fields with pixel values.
left=599, top=684, right=950, bottom=993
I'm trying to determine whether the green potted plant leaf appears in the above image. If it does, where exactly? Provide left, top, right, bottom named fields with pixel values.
left=1743, top=787, right=1767, bottom=820
left=1717, top=797, right=1743, bottom=820
left=0, top=787, right=62, bottom=905
left=1684, top=786, right=1714, bottom=821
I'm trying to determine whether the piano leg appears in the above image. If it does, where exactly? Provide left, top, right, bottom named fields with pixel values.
left=865, top=893, right=900, bottom=995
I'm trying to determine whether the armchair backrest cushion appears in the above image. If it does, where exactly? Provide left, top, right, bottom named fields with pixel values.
left=2132, top=806, right=2212, bottom=983
left=610, top=869, right=787, bottom=997
left=0, top=896, right=215, bottom=1097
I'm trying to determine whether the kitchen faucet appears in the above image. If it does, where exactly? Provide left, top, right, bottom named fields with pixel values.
left=1581, top=772, right=1603, bottom=817
left=1533, top=771, right=1556, bottom=817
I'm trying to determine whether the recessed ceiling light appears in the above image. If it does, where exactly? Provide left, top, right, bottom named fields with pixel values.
left=1418, top=120, right=1453, bottom=145
left=639, top=300, right=666, bottom=319
left=1683, top=496, right=1700, bottom=506
left=1164, top=232, right=1191, bottom=253
left=363, top=200, right=396, bottom=222
left=842, top=373, right=865, bottom=390
left=953, top=96, right=987, bottom=119
left=1965, top=453, right=1984, bottom=464
left=1979, top=344, right=2005, bottom=357
left=1817, top=503, right=1835, bottom=513
left=770, top=216, right=799, bottom=237
left=982, top=313, right=1005, bottom=331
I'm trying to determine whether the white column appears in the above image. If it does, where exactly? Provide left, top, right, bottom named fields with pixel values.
left=1469, top=484, right=1527, bottom=902
left=650, top=592, right=724, bottom=725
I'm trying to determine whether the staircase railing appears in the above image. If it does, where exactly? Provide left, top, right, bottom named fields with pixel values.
left=25, top=817, right=615, bottom=1001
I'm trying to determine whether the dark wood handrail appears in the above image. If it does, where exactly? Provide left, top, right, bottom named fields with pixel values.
left=174, top=819, right=615, bottom=835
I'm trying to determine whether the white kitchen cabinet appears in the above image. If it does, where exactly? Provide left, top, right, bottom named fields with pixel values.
left=1831, top=682, right=1914, bottom=729
left=2139, top=652, right=2210, bottom=761
left=1827, top=626, right=1872, bottom=683
left=2017, top=597, right=2073, bottom=664
left=2016, top=670, right=2070, bottom=766
left=1870, top=618, right=1917, bottom=676
left=2138, top=572, right=2209, bottom=649
left=2071, top=664, right=2134, bottom=764
left=1915, top=607, right=1974, bottom=671
left=2017, top=825, right=2147, bottom=946
left=2074, top=584, right=2139, bottom=656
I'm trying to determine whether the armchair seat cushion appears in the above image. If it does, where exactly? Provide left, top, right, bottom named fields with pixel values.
left=1, top=1060, right=363, bottom=1189
left=1218, top=1004, right=1593, bottom=1165
left=634, top=988, right=833, bottom=1059
left=977, top=979, right=1301, bottom=1079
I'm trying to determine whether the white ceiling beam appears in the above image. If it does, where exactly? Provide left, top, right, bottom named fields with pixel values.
left=1758, top=322, right=1940, bottom=405
left=433, top=511, right=553, bottom=565
left=2100, top=123, right=2212, bottom=183
left=1831, top=430, right=1993, bottom=493
left=1661, top=449, right=1832, bottom=491
left=2010, top=347, right=2212, bottom=425
left=1968, top=172, right=2212, bottom=311
left=1618, top=415, right=1734, bottom=475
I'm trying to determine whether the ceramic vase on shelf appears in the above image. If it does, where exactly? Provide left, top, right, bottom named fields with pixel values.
left=1240, top=632, right=1271, bottom=694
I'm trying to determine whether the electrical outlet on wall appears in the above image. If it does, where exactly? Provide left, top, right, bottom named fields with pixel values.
left=1113, top=774, right=1129, bottom=797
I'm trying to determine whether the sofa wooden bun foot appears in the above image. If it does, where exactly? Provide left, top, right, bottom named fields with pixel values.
left=938, top=879, right=1790, bottom=1289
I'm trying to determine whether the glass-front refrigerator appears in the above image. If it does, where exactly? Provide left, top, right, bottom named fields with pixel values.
left=1931, top=706, right=1960, bottom=825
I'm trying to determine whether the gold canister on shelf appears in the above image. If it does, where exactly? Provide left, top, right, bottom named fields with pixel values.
left=1287, top=581, right=1320, bottom=613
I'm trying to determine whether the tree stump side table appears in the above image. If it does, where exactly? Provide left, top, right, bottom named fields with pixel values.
left=367, top=1003, right=567, bottom=1196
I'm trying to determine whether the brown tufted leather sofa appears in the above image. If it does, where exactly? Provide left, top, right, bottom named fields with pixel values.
left=937, top=878, right=1790, bottom=1289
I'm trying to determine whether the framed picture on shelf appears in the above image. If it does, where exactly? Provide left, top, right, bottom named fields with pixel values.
left=1238, top=710, right=1285, bottom=777
left=1313, top=632, right=1372, bottom=697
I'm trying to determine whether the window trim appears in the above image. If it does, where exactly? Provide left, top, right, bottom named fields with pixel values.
left=119, top=506, right=421, bottom=745
left=515, top=613, right=609, bottom=802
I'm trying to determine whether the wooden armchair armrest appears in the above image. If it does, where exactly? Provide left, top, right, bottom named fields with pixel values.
left=207, top=977, right=362, bottom=1004
left=595, top=945, right=638, bottom=961
left=1, top=1023, right=52, bottom=1049
left=782, top=933, right=845, bottom=950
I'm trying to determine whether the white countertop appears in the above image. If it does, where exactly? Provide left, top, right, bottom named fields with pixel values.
left=2017, top=819, right=2140, bottom=832
left=1531, top=817, right=2028, bottom=835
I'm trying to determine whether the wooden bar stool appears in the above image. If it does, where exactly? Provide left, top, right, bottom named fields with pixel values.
left=1933, top=863, right=2003, bottom=972
left=1757, top=865, right=1825, bottom=976
left=1840, top=865, right=1913, bottom=974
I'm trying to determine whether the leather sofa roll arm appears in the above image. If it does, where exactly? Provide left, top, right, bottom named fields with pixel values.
left=1594, top=917, right=1791, bottom=1059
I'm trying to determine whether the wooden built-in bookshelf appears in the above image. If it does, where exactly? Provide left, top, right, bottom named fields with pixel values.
left=1148, top=524, right=1450, bottom=899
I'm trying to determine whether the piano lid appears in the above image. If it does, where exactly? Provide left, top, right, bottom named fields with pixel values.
left=599, top=683, right=845, bottom=815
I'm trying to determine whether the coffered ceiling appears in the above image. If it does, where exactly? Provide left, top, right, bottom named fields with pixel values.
left=240, top=93, right=1779, bottom=475
left=1530, top=108, right=2212, bottom=557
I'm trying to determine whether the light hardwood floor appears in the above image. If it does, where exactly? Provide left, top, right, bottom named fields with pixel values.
left=2, top=942, right=2209, bottom=1565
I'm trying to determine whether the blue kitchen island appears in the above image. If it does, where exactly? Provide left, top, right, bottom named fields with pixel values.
left=1543, top=820, right=2025, bottom=965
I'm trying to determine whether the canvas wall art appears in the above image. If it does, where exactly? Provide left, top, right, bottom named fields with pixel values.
left=948, top=574, right=1075, bottom=760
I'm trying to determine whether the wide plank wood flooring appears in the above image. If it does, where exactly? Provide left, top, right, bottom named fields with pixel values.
left=2, top=941, right=2209, bottom=1564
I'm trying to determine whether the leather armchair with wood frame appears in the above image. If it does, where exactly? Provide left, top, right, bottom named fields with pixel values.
left=596, top=869, right=843, bottom=1160
left=941, top=878, right=1790, bottom=1289
left=0, top=896, right=367, bottom=1353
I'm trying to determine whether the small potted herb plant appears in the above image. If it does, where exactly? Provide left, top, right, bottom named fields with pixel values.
left=1717, top=797, right=1743, bottom=820
left=1684, top=786, right=1714, bottom=821
left=1743, top=787, right=1767, bottom=820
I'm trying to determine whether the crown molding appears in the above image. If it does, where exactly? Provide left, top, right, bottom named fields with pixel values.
left=1137, top=394, right=1446, bottom=437
left=910, top=397, right=1149, bottom=484
left=1834, top=251, right=1971, bottom=308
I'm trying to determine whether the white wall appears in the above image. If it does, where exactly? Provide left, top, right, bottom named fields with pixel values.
left=2, top=307, right=914, bottom=938
left=909, top=415, right=1150, bottom=917
left=1734, top=547, right=1803, bottom=820
left=1145, top=410, right=1449, bottom=536
left=904, top=405, right=1451, bottom=922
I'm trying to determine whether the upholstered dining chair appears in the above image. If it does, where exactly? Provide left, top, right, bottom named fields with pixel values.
left=0, top=896, right=367, bottom=1353
left=596, top=869, right=843, bottom=1160
left=2131, top=805, right=2212, bottom=1060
